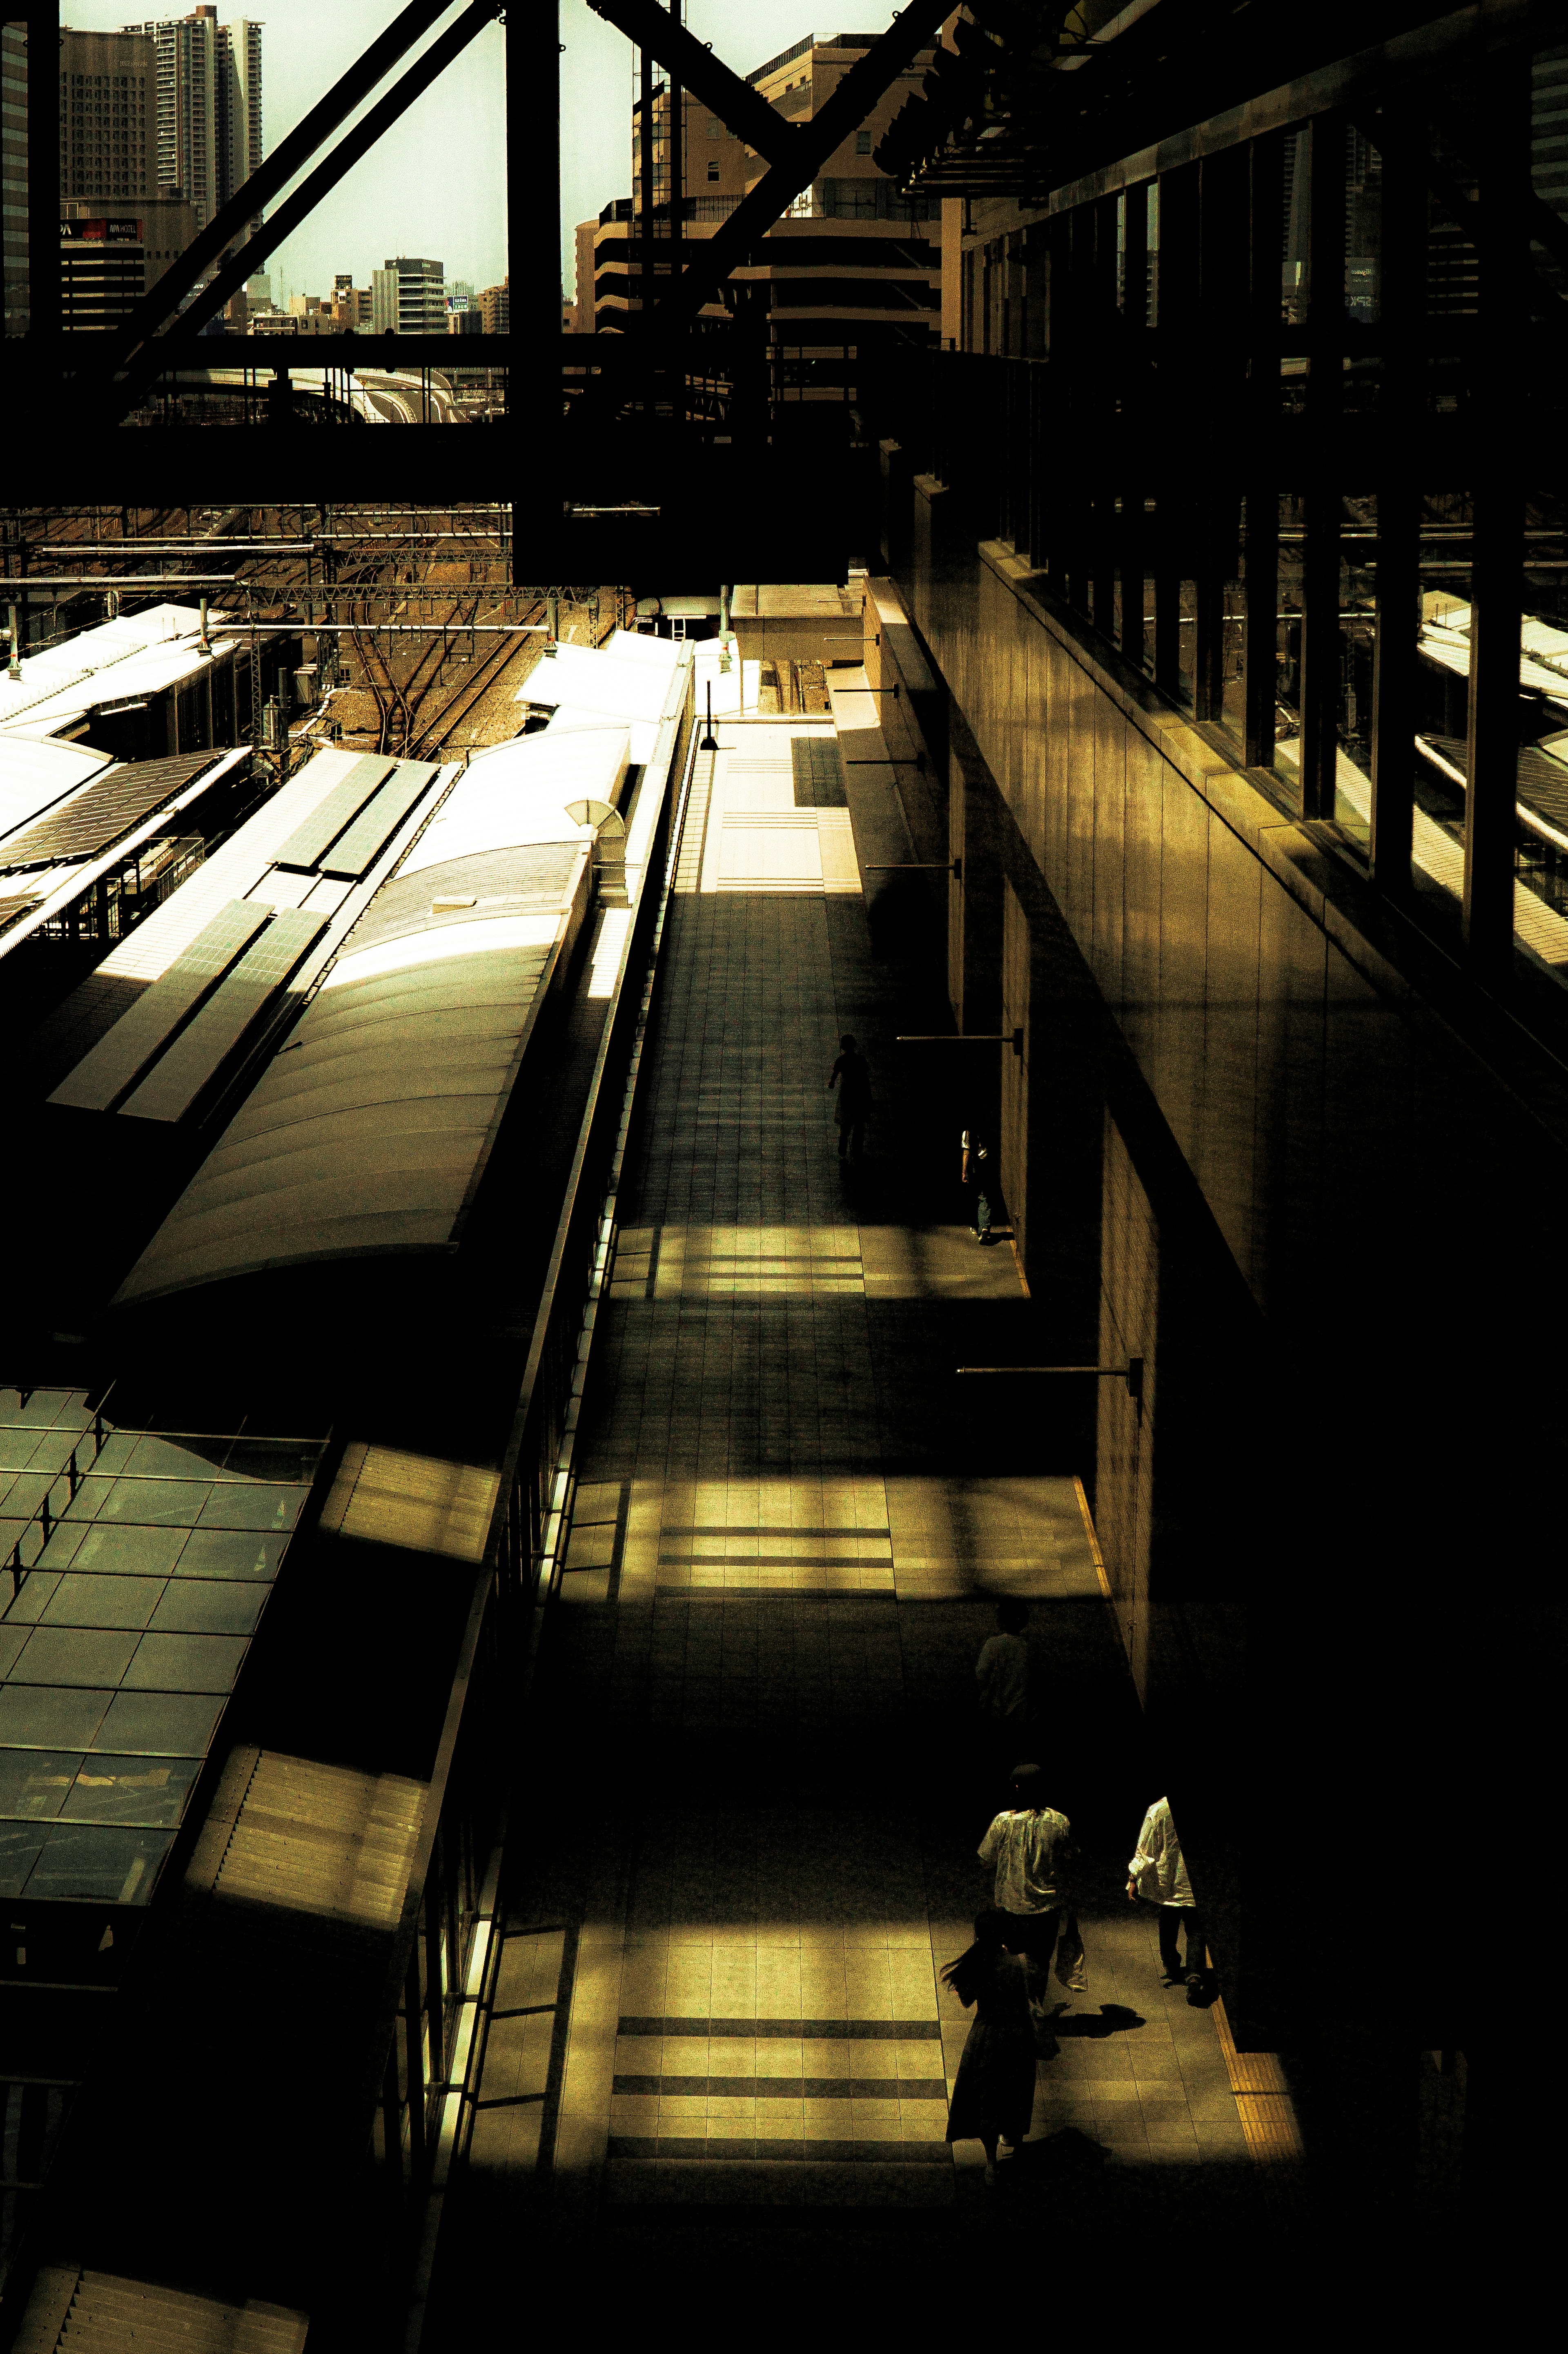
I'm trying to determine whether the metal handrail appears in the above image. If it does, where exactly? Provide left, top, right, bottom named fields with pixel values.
left=7, top=1411, right=106, bottom=1600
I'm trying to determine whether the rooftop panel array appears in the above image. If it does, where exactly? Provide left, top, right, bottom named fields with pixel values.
left=0, top=1387, right=325, bottom=1910
left=0, top=750, right=226, bottom=874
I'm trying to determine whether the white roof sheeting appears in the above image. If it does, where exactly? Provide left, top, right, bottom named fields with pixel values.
left=603, top=626, right=687, bottom=669
left=0, top=603, right=249, bottom=741
left=0, top=734, right=115, bottom=847
left=413, top=727, right=630, bottom=868
left=526, top=644, right=675, bottom=719
left=1419, top=623, right=1568, bottom=702
left=112, top=751, right=595, bottom=1307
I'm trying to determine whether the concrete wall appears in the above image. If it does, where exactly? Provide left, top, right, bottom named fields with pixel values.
left=878, top=468, right=1563, bottom=2068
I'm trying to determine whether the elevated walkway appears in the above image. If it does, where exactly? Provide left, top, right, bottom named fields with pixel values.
left=423, top=664, right=1312, bottom=2318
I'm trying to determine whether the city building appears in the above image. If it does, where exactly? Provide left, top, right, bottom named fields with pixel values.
left=59, top=27, right=155, bottom=206
left=1, top=20, right=25, bottom=334
left=479, top=273, right=507, bottom=334
left=60, top=192, right=198, bottom=330
left=369, top=255, right=443, bottom=335
left=330, top=274, right=372, bottom=330
left=587, top=31, right=940, bottom=399
left=120, top=7, right=264, bottom=237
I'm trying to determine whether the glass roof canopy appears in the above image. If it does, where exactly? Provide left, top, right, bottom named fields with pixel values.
left=0, top=1386, right=324, bottom=1909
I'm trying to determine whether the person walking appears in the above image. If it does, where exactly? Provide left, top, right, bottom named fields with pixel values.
left=977, top=1764, right=1075, bottom=2005
left=827, top=1033, right=873, bottom=1160
left=942, top=1907, right=1037, bottom=2187
left=975, top=1598, right=1034, bottom=1781
left=960, top=1127, right=994, bottom=1239
left=1127, top=1794, right=1206, bottom=1995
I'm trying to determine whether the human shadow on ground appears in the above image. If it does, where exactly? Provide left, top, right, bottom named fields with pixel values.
left=1031, top=2000, right=1144, bottom=2058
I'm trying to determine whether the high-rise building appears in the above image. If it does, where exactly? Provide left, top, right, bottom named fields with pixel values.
left=592, top=31, right=940, bottom=380
left=1, top=21, right=25, bottom=335
left=60, top=28, right=156, bottom=207
left=479, top=275, right=507, bottom=335
left=58, top=27, right=198, bottom=335
left=120, top=9, right=263, bottom=237
left=376, top=256, right=444, bottom=335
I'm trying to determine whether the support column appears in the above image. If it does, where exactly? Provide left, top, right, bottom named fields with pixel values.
left=510, top=4, right=560, bottom=578
left=1369, top=103, right=1426, bottom=891
left=1297, top=115, right=1345, bottom=818
left=1243, top=134, right=1283, bottom=769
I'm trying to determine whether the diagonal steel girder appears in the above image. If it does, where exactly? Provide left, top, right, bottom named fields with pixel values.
left=98, top=4, right=500, bottom=427
left=650, top=0, right=953, bottom=331
left=94, top=0, right=460, bottom=380
left=587, top=0, right=798, bottom=163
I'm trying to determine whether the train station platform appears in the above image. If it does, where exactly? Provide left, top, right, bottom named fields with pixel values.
left=423, top=671, right=1316, bottom=2321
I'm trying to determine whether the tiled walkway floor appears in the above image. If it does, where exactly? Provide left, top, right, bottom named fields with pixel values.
left=430, top=698, right=1311, bottom=2319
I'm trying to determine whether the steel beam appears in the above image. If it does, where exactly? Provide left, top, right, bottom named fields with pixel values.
left=588, top=0, right=798, bottom=164
left=100, top=5, right=501, bottom=426
left=95, top=0, right=456, bottom=374
left=651, top=0, right=951, bottom=330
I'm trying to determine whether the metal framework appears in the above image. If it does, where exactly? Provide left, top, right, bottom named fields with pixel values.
left=876, top=0, right=1565, bottom=993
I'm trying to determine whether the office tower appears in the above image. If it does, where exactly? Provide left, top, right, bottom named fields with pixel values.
left=121, top=9, right=264, bottom=236
left=1, top=21, right=24, bottom=334
left=60, top=28, right=156, bottom=206
left=377, top=257, right=444, bottom=334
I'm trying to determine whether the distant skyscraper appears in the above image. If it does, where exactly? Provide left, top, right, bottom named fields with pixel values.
left=60, top=28, right=156, bottom=207
left=1, top=21, right=26, bottom=334
left=120, top=8, right=263, bottom=237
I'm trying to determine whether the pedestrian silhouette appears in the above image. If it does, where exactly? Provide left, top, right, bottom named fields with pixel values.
left=942, top=1907, right=1036, bottom=2187
left=827, top=1032, right=872, bottom=1160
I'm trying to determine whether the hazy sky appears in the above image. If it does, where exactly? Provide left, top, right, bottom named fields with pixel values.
left=58, top=4, right=904, bottom=303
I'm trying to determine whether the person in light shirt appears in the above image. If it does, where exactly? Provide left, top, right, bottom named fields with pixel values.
left=1127, top=1794, right=1206, bottom=1995
left=977, top=1764, right=1076, bottom=2004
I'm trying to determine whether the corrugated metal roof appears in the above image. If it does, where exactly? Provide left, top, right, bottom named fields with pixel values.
left=0, top=602, right=251, bottom=740
left=112, top=742, right=593, bottom=1305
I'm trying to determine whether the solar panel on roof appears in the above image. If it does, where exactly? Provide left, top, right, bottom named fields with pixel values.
left=315, top=760, right=439, bottom=880
left=118, top=909, right=330, bottom=1124
left=0, top=891, right=42, bottom=936
left=0, top=751, right=225, bottom=872
left=272, top=756, right=392, bottom=872
left=49, top=901, right=270, bottom=1112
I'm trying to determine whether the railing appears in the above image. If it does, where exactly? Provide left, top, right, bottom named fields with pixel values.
left=351, top=658, right=696, bottom=2325
left=6, top=1412, right=108, bottom=1601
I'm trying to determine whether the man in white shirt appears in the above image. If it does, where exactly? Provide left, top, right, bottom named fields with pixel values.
left=974, top=1599, right=1033, bottom=1777
left=1126, top=1794, right=1205, bottom=1994
left=978, top=1764, right=1075, bottom=2003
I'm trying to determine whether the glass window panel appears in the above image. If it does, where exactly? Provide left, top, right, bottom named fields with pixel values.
left=0, top=1822, right=50, bottom=1897
left=33, top=1523, right=88, bottom=1572
left=0, top=1627, right=26, bottom=1676
left=122, top=1632, right=247, bottom=1694
left=60, top=1474, right=117, bottom=1521
left=39, top=1574, right=167, bottom=1631
left=149, top=1582, right=266, bottom=1636
left=60, top=1755, right=200, bottom=1826
left=196, top=1484, right=307, bottom=1533
left=172, top=1530, right=286, bottom=1582
left=91, top=1690, right=222, bottom=1756
left=0, top=1434, right=53, bottom=1474
left=118, top=1435, right=229, bottom=1480
left=219, top=1440, right=324, bottom=1486
left=98, top=1478, right=213, bottom=1526
left=22, top=1822, right=174, bottom=1904
left=11, top=1627, right=139, bottom=1687
left=1, top=1572, right=62, bottom=1626
left=67, top=1524, right=186, bottom=1577
left=0, top=1750, right=80, bottom=1819
left=0, top=1686, right=114, bottom=1748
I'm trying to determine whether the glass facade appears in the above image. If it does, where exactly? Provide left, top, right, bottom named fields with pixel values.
left=0, top=1387, right=321, bottom=1907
